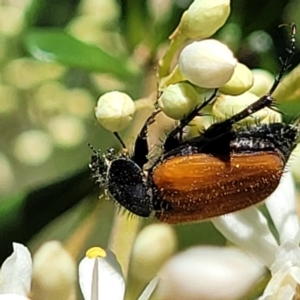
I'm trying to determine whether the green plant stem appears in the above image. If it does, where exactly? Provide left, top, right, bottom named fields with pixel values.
left=158, top=30, right=187, bottom=78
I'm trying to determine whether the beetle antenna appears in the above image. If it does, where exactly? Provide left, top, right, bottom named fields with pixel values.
left=268, top=23, right=297, bottom=95
left=88, top=143, right=96, bottom=152
left=113, top=132, right=126, bottom=149
left=219, top=23, right=297, bottom=127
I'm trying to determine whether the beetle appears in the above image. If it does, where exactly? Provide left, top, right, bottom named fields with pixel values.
left=90, top=24, right=299, bottom=224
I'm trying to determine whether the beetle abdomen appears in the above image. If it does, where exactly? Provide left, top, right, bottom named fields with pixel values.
left=151, top=152, right=284, bottom=223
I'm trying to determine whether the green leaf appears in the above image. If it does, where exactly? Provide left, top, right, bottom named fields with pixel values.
left=24, top=29, right=140, bottom=80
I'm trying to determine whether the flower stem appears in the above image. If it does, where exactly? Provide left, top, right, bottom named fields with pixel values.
left=158, top=29, right=187, bottom=78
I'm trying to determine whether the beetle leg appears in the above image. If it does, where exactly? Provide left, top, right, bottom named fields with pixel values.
left=131, top=110, right=161, bottom=168
left=163, top=89, right=218, bottom=152
left=269, top=23, right=296, bottom=95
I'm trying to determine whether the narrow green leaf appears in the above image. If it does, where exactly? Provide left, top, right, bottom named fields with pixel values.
left=24, top=29, right=139, bottom=80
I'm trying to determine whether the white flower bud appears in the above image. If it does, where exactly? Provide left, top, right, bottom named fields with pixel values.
left=178, top=40, right=237, bottom=88
left=130, top=223, right=177, bottom=282
left=95, top=91, right=135, bottom=132
left=219, top=63, right=254, bottom=95
left=156, top=246, right=264, bottom=300
left=212, top=91, right=281, bottom=124
left=158, top=83, right=199, bottom=120
left=32, top=241, right=76, bottom=300
left=249, top=69, right=274, bottom=96
left=180, top=0, right=230, bottom=40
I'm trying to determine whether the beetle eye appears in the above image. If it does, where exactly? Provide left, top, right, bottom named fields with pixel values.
left=107, top=159, right=152, bottom=217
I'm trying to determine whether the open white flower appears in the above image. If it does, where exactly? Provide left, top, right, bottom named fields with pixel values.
left=79, top=247, right=125, bottom=300
left=78, top=246, right=164, bottom=300
left=212, top=171, right=300, bottom=299
left=0, top=243, right=32, bottom=300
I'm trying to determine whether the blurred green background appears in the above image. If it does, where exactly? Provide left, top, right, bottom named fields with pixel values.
left=1, top=0, right=300, bottom=265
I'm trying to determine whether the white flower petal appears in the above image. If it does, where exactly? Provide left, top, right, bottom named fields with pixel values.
left=156, top=246, right=264, bottom=300
left=138, top=276, right=160, bottom=300
left=260, top=266, right=300, bottom=300
left=265, top=171, right=299, bottom=243
left=212, top=207, right=279, bottom=267
left=79, top=249, right=125, bottom=300
left=260, top=240, right=300, bottom=300
left=0, top=243, right=32, bottom=296
left=271, top=240, right=300, bottom=276
left=260, top=270, right=297, bottom=300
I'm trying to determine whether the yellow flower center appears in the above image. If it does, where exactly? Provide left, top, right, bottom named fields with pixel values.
left=86, top=247, right=107, bottom=259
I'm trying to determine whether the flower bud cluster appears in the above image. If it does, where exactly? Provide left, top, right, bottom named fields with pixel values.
left=94, top=0, right=278, bottom=135
left=155, top=0, right=279, bottom=127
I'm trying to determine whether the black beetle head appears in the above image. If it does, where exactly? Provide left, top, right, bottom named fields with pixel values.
left=107, top=158, right=152, bottom=217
